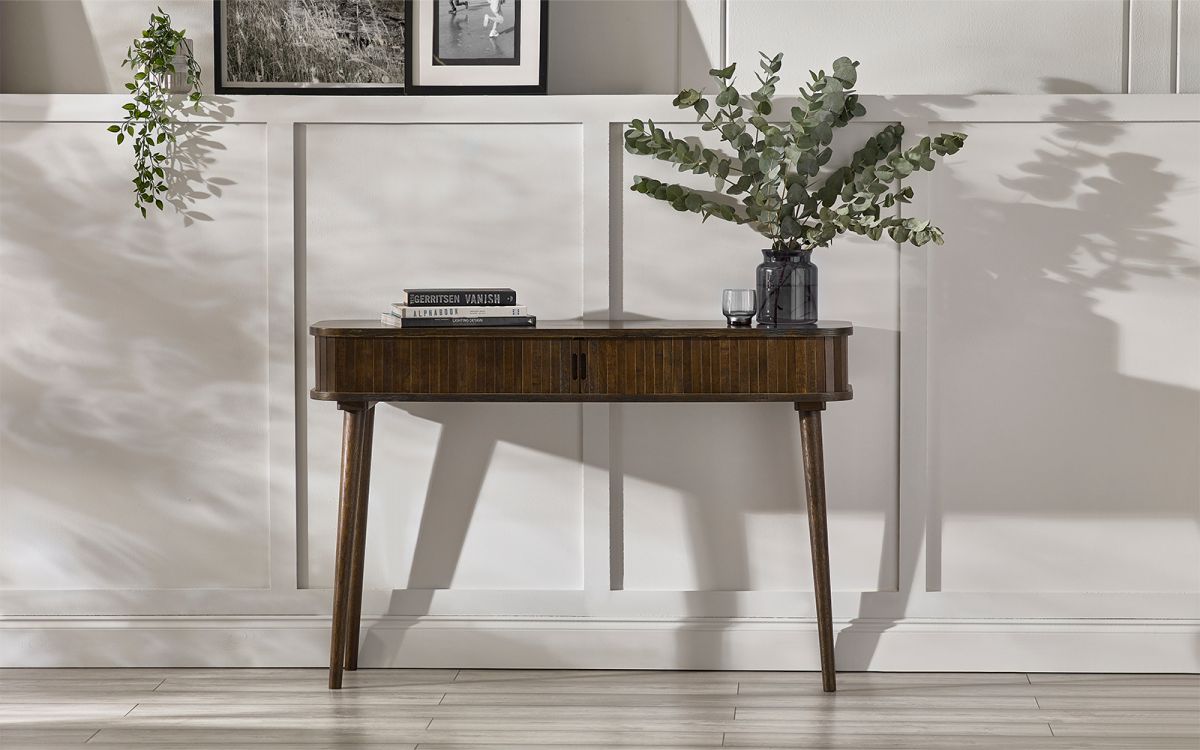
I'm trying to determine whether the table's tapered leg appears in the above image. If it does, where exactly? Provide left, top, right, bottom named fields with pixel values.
left=344, top=404, right=376, bottom=671
left=329, top=402, right=371, bottom=689
left=797, top=403, right=836, bottom=692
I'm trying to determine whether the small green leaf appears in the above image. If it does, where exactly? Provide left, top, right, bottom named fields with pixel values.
left=709, top=63, right=737, bottom=80
left=672, top=89, right=702, bottom=108
left=832, top=56, right=858, bottom=86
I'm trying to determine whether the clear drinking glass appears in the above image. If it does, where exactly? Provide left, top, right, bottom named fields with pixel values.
left=722, top=288, right=756, bottom=326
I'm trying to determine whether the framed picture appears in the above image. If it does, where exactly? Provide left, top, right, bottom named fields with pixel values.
left=406, top=0, right=547, bottom=94
left=213, top=0, right=408, bottom=94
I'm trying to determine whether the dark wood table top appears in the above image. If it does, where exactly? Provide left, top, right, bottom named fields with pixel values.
left=311, top=320, right=854, bottom=338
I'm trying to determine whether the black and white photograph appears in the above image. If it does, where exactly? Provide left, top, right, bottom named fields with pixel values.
left=434, top=0, right=520, bottom=66
left=215, top=0, right=407, bottom=93
left=407, top=0, right=546, bottom=93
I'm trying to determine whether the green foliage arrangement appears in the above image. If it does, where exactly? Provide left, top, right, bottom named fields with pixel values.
left=623, top=53, right=966, bottom=250
left=108, top=7, right=203, bottom=218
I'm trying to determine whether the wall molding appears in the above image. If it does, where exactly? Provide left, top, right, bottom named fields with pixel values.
left=3, top=614, right=1197, bottom=672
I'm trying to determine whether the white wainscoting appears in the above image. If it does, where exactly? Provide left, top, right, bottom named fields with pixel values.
left=1, top=93, right=1197, bottom=671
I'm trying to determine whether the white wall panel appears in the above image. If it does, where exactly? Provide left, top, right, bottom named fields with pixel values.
left=1, top=94, right=1197, bottom=670
left=1129, top=0, right=1176, bottom=93
left=0, top=121, right=270, bottom=589
left=619, top=121, right=899, bottom=592
left=728, top=0, right=1127, bottom=94
left=926, top=120, right=1200, bottom=593
left=304, top=123, right=586, bottom=592
left=1181, top=0, right=1200, bottom=93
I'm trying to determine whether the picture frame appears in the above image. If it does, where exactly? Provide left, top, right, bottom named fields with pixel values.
left=213, top=0, right=409, bottom=95
left=405, top=0, right=548, bottom=94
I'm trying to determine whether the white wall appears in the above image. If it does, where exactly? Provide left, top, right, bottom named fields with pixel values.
left=0, top=0, right=1198, bottom=671
left=1, top=93, right=1197, bottom=671
left=1, top=0, right=1197, bottom=94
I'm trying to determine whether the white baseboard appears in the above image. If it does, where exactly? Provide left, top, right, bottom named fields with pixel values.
left=3, top=616, right=1197, bottom=672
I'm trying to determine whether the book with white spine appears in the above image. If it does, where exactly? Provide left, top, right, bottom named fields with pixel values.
left=390, top=304, right=528, bottom=319
left=380, top=312, right=536, bottom=328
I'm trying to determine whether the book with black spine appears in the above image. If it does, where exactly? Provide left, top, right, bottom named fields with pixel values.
left=400, top=288, right=517, bottom=306
left=381, top=312, right=535, bottom=328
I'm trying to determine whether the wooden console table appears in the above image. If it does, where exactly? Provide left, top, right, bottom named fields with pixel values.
left=310, top=320, right=853, bottom=691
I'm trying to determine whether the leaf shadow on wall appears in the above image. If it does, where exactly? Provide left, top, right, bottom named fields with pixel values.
left=834, top=82, right=1200, bottom=673
left=164, top=97, right=239, bottom=225
left=0, top=107, right=271, bottom=599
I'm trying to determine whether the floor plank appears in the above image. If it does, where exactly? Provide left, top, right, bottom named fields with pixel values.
left=1028, top=674, right=1200, bottom=686
left=439, top=691, right=1042, bottom=709
left=735, top=706, right=1195, bottom=725
left=0, top=669, right=1195, bottom=748
left=427, top=716, right=1053, bottom=735
left=0, top=726, right=103, bottom=745
left=1035, top=695, right=1200, bottom=711
left=722, top=734, right=1200, bottom=749
left=86, top=727, right=723, bottom=745
left=126, top=704, right=735, bottom=720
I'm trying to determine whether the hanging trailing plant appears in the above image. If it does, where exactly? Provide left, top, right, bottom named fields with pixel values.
left=623, top=53, right=967, bottom=250
left=109, top=6, right=203, bottom=218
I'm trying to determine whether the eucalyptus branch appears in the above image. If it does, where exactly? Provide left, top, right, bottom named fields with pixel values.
left=625, top=53, right=966, bottom=251
left=624, top=119, right=744, bottom=191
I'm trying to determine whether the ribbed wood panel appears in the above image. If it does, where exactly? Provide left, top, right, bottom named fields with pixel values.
left=313, top=329, right=850, bottom=402
left=315, top=336, right=575, bottom=397
left=583, top=337, right=842, bottom=398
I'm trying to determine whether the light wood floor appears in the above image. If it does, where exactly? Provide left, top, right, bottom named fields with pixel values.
left=1, top=669, right=1197, bottom=748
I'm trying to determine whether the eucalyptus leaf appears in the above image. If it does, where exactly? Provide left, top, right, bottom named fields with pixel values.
left=673, top=89, right=702, bottom=108
left=709, top=63, right=737, bottom=79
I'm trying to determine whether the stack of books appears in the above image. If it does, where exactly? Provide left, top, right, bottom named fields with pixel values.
left=380, top=288, right=536, bottom=328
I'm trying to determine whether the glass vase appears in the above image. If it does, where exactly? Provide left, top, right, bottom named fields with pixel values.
left=156, top=38, right=194, bottom=95
left=756, top=247, right=817, bottom=326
